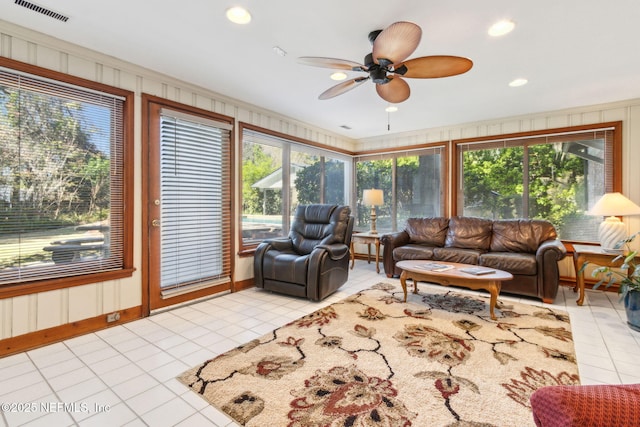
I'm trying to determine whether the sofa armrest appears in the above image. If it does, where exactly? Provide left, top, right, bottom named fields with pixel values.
left=380, top=231, right=411, bottom=277
left=536, top=239, right=567, bottom=262
left=536, top=239, right=567, bottom=302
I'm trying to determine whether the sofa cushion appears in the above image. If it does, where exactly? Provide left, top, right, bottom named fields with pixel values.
left=405, top=217, right=449, bottom=247
left=393, top=244, right=436, bottom=261
left=480, top=252, right=537, bottom=275
left=433, top=247, right=483, bottom=264
left=445, top=216, right=493, bottom=250
left=491, top=219, right=558, bottom=253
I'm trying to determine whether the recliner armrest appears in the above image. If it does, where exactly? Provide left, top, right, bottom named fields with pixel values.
left=261, top=237, right=294, bottom=252
left=315, top=243, right=349, bottom=260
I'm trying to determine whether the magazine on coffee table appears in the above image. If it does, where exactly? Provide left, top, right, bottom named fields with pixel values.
left=459, top=266, right=496, bottom=275
left=415, top=262, right=455, bottom=272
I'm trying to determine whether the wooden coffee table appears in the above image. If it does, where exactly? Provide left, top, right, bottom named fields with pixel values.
left=396, top=260, right=513, bottom=320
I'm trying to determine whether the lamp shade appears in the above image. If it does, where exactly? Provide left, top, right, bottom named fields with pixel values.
left=587, top=192, right=640, bottom=216
left=363, top=189, right=384, bottom=206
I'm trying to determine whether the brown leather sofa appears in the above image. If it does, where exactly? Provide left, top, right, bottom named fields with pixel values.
left=254, top=204, right=354, bottom=301
left=381, top=216, right=567, bottom=302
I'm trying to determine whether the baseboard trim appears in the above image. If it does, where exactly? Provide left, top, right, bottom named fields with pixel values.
left=235, top=277, right=254, bottom=291
left=0, top=305, right=143, bottom=357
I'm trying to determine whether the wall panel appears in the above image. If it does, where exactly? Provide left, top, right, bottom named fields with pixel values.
left=10, top=296, right=30, bottom=337
left=68, top=285, right=99, bottom=323
left=36, top=289, right=65, bottom=330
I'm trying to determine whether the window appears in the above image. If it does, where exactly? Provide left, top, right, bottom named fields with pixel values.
left=355, top=146, right=446, bottom=232
left=240, top=124, right=351, bottom=250
left=0, top=59, right=133, bottom=294
left=455, top=123, right=621, bottom=241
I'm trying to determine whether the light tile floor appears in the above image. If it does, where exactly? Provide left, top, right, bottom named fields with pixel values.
left=1, top=262, right=639, bottom=426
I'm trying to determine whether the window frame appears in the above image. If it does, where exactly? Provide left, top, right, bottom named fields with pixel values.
left=238, top=123, right=353, bottom=254
left=0, top=57, right=135, bottom=299
left=452, top=121, right=622, bottom=243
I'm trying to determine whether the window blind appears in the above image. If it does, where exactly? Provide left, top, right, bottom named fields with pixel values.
left=159, top=112, right=231, bottom=291
left=0, top=67, right=125, bottom=285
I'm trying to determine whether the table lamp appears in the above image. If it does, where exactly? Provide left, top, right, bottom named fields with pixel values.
left=362, top=189, right=384, bottom=234
left=587, top=192, right=640, bottom=251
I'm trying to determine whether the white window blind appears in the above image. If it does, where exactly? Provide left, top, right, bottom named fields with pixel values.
left=159, top=111, right=231, bottom=291
left=0, top=67, right=125, bottom=285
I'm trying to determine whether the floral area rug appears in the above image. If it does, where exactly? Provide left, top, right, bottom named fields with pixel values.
left=179, top=283, right=580, bottom=426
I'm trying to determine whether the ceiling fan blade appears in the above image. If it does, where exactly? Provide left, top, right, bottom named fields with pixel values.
left=319, top=77, right=369, bottom=100
left=376, top=76, right=410, bottom=103
left=397, top=55, right=473, bottom=78
left=372, top=21, right=422, bottom=65
left=298, top=57, right=366, bottom=71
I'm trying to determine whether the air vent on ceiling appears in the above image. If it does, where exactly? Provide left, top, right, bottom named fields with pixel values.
left=14, top=0, right=69, bottom=22
left=339, top=125, right=352, bottom=130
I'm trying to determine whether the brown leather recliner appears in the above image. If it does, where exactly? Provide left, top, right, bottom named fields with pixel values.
left=253, top=204, right=354, bottom=301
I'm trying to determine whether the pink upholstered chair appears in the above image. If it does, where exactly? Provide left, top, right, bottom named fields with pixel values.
left=530, top=384, right=640, bottom=426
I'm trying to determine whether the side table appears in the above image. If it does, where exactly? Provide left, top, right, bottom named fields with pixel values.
left=572, top=244, right=637, bottom=306
left=350, top=231, right=381, bottom=273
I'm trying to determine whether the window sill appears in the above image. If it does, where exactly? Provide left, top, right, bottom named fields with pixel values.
left=0, top=267, right=137, bottom=299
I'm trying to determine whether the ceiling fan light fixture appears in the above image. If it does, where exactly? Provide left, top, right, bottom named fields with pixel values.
left=385, top=105, right=398, bottom=113
left=330, top=72, right=347, bottom=81
left=299, top=21, right=474, bottom=102
left=226, top=6, right=251, bottom=24
left=488, top=19, right=515, bottom=37
left=509, top=78, right=528, bottom=87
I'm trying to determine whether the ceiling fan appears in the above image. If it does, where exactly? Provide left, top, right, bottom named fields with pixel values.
left=298, top=21, right=473, bottom=103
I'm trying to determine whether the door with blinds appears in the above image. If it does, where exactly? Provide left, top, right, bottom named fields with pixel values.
left=145, top=99, right=233, bottom=310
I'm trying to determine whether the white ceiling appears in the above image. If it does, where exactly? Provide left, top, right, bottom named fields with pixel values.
left=2, top=0, right=640, bottom=140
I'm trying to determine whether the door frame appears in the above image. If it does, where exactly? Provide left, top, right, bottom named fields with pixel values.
left=141, top=94, right=235, bottom=314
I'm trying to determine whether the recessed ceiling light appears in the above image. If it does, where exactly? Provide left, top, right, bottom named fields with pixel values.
left=385, top=105, right=398, bottom=113
left=509, top=78, right=528, bottom=87
left=226, top=6, right=251, bottom=24
left=330, top=72, right=347, bottom=81
left=488, top=19, right=515, bottom=37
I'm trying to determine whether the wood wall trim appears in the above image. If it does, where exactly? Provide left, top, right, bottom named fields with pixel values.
left=0, top=268, right=137, bottom=299
left=240, top=122, right=356, bottom=156
left=355, top=140, right=449, bottom=157
left=234, top=278, right=255, bottom=291
left=451, top=121, right=623, bottom=144
left=0, top=306, right=143, bottom=357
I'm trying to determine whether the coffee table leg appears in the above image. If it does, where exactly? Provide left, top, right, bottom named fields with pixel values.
left=488, top=281, right=499, bottom=321
left=399, top=271, right=408, bottom=302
